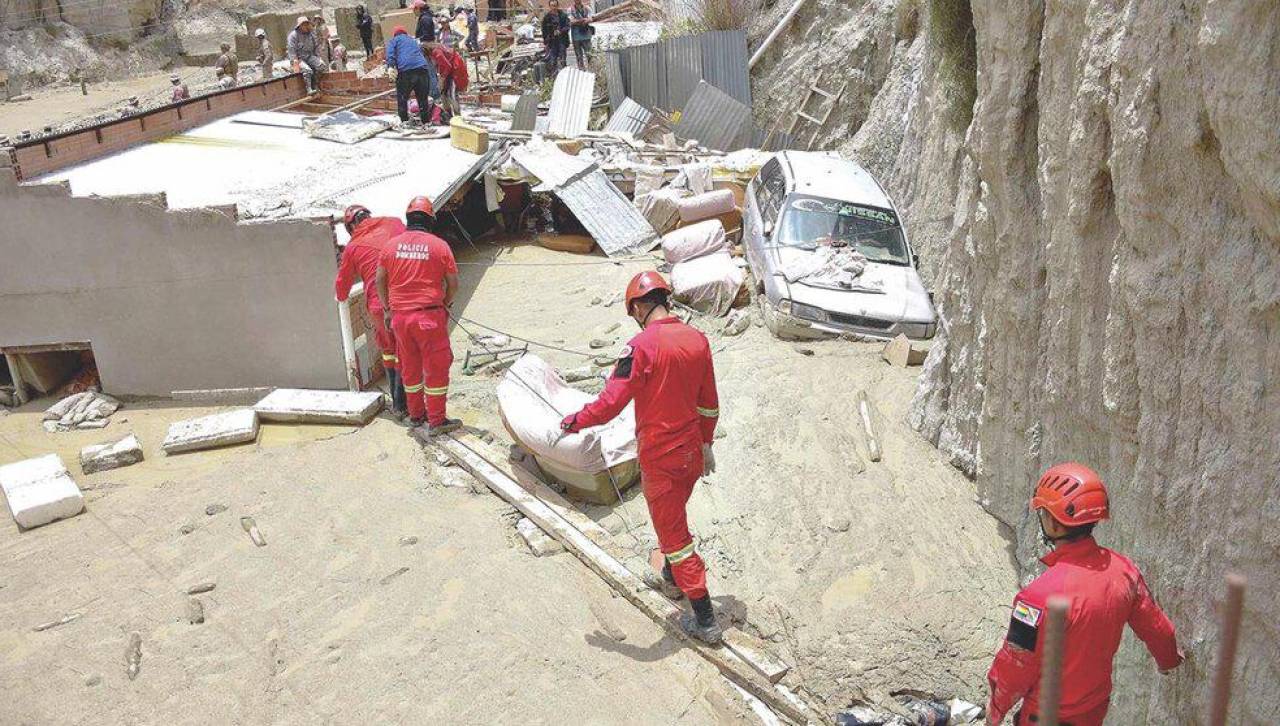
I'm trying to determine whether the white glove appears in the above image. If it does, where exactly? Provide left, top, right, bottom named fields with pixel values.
left=702, top=444, right=715, bottom=477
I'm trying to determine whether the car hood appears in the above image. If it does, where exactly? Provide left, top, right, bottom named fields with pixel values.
left=768, top=248, right=935, bottom=322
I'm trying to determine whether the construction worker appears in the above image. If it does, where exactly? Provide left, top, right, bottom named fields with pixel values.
left=985, top=463, right=1184, bottom=725
left=214, top=42, right=238, bottom=87
left=413, top=0, right=436, bottom=43
left=375, top=196, right=462, bottom=435
left=335, top=205, right=408, bottom=417
left=386, top=26, right=438, bottom=126
left=169, top=75, right=190, bottom=102
left=287, top=16, right=327, bottom=92
left=561, top=272, right=723, bottom=645
left=255, top=28, right=274, bottom=79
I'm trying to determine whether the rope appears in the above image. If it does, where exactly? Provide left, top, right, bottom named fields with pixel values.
left=450, top=314, right=603, bottom=359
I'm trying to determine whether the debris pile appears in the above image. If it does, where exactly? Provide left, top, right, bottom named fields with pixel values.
left=42, top=390, right=121, bottom=432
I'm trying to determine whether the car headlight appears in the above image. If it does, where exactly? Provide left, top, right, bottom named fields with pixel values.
left=791, top=302, right=827, bottom=322
left=778, top=298, right=792, bottom=315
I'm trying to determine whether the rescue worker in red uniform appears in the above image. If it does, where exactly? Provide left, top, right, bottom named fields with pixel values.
left=561, top=271, right=723, bottom=644
left=335, top=204, right=407, bottom=416
left=986, top=463, right=1184, bottom=725
left=374, top=196, right=462, bottom=435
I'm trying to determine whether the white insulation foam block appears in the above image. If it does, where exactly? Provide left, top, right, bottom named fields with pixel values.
left=162, top=409, right=260, bottom=454
left=254, top=388, right=384, bottom=425
left=0, top=454, right=85, bottom=529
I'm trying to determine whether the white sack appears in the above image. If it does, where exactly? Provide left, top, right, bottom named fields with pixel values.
left=661, top=219, right=728, bottom=265
left=676, top=189, right=736, bottom=223
left=672, top=162, right=713, bottom=195
left=497, top=354, right=637, bottom=474
left=671, top=252, right=744, bottom=317
left=636, top=188, right=688, bottom=235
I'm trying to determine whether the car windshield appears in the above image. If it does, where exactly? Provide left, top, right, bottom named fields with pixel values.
left=776, top=195, right=910, bottom=265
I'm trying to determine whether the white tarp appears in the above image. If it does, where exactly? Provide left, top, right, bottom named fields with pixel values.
left=671, top=251, right=745, bottom=317
left=781, top=246, right=880, bottom=290
left=497, top=354, right=636, bottom=474
left=661, top=219, right=728, bottom=264
left=676, top=188, right=736, bottom=223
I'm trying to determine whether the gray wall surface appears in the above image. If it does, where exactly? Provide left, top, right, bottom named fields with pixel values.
left=0, top=169, right=349, bottom=397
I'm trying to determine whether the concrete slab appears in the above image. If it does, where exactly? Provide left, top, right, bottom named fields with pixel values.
left=0, top=454, right=85, bottom=529
left=162, top=409, right=260, bottom=454
left=80, top=434, right=145, bottom=475
left=254, top=388, right=384, bottom=425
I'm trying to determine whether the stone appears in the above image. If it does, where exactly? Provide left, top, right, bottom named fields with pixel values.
left=723, top=309, right=752, bottom=337
left=0, top=454, right=85, bottom=529
left=84, top=675, right=101, bottom=687
left=399, top=535, right=419, bottom=546
left=124, top=632, right=142, bottom=680
left=593, top=355, right=615, bottom=367
left=79, top=434, right=144, bottom=475
left=516, top=517, right=564, bottom=556
left=588, top=338, right=612, bottom=349
left=253, top=388, right=383, bottom=425
left=186, top=582, right=216, bottom=595
left=433, top=451, right=455, bottom=468
left=881, top=334, right=926, bottom=367
left=161, top=409, right=259, bottom=454
left=562, top=366, right=598, bottom=383
left=178, top=523, right=195, bottom=535
left=590, top=296, right=603, bottom=305
left=792, top=345, right=815, bottom=356
left=205, top=503, right=227, bottom=516
left=186, top=598, right=205, bottom=624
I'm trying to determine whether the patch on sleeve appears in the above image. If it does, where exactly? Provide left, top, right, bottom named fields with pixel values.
left=1007, top=600, right=1041, bottom=651
left=612, top=346, right=635, bottom=380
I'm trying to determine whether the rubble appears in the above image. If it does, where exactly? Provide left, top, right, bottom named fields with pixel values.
left=517, top=517, right=565, bottom=556
left=161, top=409, right=260, bottom=454
left=254, top=389, right=383, bottom=426
left=0, top=454, right=86, bottom=529
left=42, top=391, right=121, bottom=432
left=881, top=335, right=926, bottom=368
left=79, top=434, right=144, bottom=475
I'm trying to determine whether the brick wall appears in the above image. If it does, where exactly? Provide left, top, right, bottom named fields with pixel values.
left=318, top=71, right=394, bottom=96
left=9, top=75, right=309, bottom=181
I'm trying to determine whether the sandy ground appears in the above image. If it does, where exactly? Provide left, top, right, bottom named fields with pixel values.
left=0, top=401, right=753, bottom=724
left=443, top=239, right=1019, bottom=712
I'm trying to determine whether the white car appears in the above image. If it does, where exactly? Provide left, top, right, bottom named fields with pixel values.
left=743, top=150, right=938, bottom=340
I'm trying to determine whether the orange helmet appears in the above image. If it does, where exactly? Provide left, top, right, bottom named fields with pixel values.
left=342, top=204, right=371, bottom=231
left=406, top=195, right=435, bottom=218
left=625, top=271, right=672, bottom=314
left=1031, top=462, right=1110, bottom=527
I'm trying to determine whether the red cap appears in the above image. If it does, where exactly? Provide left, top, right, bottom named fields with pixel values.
left=1031, top=462, right=1110, bottom=527
left=624, top=271, right=672, bottom=313
left=392, top=25, right=408, bottom=36
left=406, top=195, right=435, bottom=218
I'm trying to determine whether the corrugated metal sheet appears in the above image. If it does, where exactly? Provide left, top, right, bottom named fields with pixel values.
left=698, top=30, right=752, bottom=107
left=603, top=97, right=653, bottom=135
left=663, top=34, right=704, bottom=110
left=604, top=52, right=625, bottom=113
left=545, top=67, right=595, bottom=138
left=559, top=170, right=658, bottom=256
left=675, top=80, right=753, bottom=152
left=510, top=138, right=595, bottom=191
left=627, top=43, right=661, bottom=110
left=511, top=92, right=540, bottom=132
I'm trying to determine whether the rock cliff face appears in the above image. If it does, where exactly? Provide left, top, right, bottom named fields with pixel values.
left=753, top=0, right=1279, bottom=721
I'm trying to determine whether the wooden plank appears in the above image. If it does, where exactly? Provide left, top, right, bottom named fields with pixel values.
left=723, top=628, right=791, bottom=684
left=856, top=390, right=882, bottom=462
left=796, top=111, right=821, bottom=125
left=428, top=433, right=816, bottom=725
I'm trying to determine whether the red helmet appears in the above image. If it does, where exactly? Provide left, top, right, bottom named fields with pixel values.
left=342, top=204, right=371, bottom=231
left=406, top=196, right=435, bottom=218
left=1031, top=462, right=1110, bottom=527
left=625, top=271, right=672, bottom=313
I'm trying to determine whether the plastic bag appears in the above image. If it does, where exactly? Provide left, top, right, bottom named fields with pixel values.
left=670, top=252, right=744, bottom=317
left=661, top=219, right=728, bottom=264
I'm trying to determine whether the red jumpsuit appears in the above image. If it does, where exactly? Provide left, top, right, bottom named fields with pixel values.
left=378, top=228, right=457, bottom=425
left=986, top=536, right=1181, bottom=725
left=571, top=317, right=719, bottom=600
left=335, top=216, right=407, bottom=373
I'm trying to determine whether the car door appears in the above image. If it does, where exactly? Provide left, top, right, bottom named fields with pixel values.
left=745, top=158, right=784, bottom=284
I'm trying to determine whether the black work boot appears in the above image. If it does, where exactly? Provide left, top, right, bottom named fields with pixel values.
left=427, top=417, right=463, bottom=436
left=679, top=596, right=723, bottom=645
left=644, top=561, right=684, bottom=601
left=388, top=370, right=407, bottom=417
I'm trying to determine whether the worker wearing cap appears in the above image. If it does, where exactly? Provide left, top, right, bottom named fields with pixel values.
left=985, top=463, right=1184, bottom=725
left=336, top=205, right=407, bottom=416
left=375, top=196, right=461, bottom=435
left=214, top=42, right=238, bottom=87
left=413, top=0, right=436, bottom=43
left=255, top=28, right=274, bottom=79
left=286, top=16, right=327, bottom=91
left=561, top=271, right=723, bottom=645
left=169, top=75, right=190, bottom=102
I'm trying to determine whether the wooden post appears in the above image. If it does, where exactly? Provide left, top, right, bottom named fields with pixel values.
left=1209, top=573, right=1247, bottom=726
left=5, top=353, right=29, bottom=404
left=856, top=390, right=882, bottom=462
left=1037, top=595, right=1071, bottom=726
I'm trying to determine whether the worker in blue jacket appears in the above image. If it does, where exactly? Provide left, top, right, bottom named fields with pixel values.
left=386, top=26, right=438, bottom=126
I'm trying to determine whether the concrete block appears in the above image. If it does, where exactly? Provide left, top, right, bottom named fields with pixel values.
left=80, top=434, right=145, bottom=475
left=516, top=517, right=564, bottom=556
left=450, top=116, right=490, bottom=154
left=162, top=409, right=260, bottom=454
left=881, top=333, right=926, bottom=367
left=253, top=388, right=383, bottom=425
left=0, top=454, right=85, bottom=529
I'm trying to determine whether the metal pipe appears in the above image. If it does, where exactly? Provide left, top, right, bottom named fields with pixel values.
left=1209, top=573, right=1247, bottom=726
left=748, top=0, right=810, bottom=69
left=1037, top=595, right=1071, bottom=726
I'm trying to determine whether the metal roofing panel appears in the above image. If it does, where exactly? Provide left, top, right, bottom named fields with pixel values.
left=675, top=80, right=753, bottom=152
left=559, top=170, right=658, bottom=256
left=698, top=30, right=752, bottom=107
left=663, top=34, right=704, bottom=111
left=511, top=91, right=540, bottom=132
left=604, top=52, right=626, bottom=113
left=603, top=97, right=654, bottom=135
left=627, top=43, right=661, bottom=110
left=509, top=138, right=595, bottom=191
left=545, top=67, right=595, bottom=138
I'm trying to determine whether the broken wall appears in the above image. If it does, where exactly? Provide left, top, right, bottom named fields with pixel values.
left=0, top=170, right=350, bottom=398
left=752, top=0, right=1279, bottom=722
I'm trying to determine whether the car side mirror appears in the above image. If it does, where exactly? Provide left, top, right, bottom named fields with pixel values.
left=913, top=254, right=920, bottom=267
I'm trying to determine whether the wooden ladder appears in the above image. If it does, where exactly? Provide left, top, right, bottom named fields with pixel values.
left=786, top=80, right=847, bottom=150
